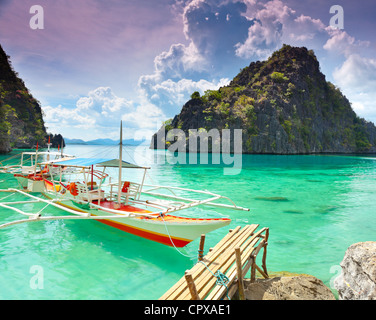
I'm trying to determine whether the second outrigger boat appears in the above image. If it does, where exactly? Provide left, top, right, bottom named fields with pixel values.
left=0, top=137, right=76, bottom=190
left=0, top=123, right=249, bottom=247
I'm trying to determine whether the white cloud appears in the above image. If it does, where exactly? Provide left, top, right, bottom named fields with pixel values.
left=76, top=87, right=133, bottom=116
left=124, top=101, right=166, bottom=130
left=43, top=104, right=95, bottom=129
left=154, top=43, right=207, bottom=78
left=140, top=76, right=229, bottom=106
left=333, top=54, right=376, bottom=123
left=42, top=87, right=166, bottom=139
left=333, top=54, right=376, bottom=89
left=324, top=29, right=370, bottom=57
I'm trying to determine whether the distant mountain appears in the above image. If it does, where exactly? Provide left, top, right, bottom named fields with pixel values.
left=65, top=138, right=147, bottom=146
left=151, top=45, right=376, bottom=154
left=64, top=138, right=87, bottom=145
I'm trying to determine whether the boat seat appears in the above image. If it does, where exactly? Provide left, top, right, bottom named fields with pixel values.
left=121, top=181, right=140, bottom=204
left=76, top=183, right=105, bottom=202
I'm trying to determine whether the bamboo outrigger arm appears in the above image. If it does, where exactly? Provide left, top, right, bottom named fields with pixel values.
left=141, top=184, right=250, bottom=212
left=0, top=188, right=162, bottom=230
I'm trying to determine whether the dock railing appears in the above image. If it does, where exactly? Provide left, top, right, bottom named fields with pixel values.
left=160, top=224, right=269, bottom=300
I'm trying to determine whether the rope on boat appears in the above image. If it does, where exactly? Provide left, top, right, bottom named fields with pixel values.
left=0, top=152, right=22, bottom=166
left=199, top=260, right=230, bottom=300
left=35, top=186, right=70, bottom=216
left=0, top=192, right=16, bottom=202
left=159, top=213, right=196, bottom=259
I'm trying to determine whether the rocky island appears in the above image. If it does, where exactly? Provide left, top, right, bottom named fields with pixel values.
left=0, top=44, right=63, bottom=153
left=151, top=45, right=376, bottom=154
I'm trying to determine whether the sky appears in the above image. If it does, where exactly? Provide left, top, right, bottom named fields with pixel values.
left=0, top=0, right=376, bottom=141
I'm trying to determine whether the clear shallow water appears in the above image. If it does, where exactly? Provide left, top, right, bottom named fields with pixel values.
left=0, top=145, right=375, bottom=299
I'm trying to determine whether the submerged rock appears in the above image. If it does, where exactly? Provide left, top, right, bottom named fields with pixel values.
left=244, top=274, right=336, bottom=300
left=334, top=242, right=376, bottom=300
left=254, top=196, right=289, bottom=201
left=283, top=209, right=304, bottom=214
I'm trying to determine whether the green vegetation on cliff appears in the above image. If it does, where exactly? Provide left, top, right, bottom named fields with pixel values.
left=0, top=45, right=54, bottom=153
left=151, top=45, right=376, bottom=154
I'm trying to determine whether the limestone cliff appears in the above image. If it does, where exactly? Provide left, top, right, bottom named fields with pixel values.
left=151, top=45, right=376, bottom=154
left=0, top=44, right=63, bottom=153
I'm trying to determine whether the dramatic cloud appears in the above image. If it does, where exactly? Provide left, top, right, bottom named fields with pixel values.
left=138, top=0, right=253, bottom=118
left=235, top=0, right=328, bottom=59
left=183, top=0, right=252, bottom=61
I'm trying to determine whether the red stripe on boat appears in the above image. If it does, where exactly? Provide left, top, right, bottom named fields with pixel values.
left=96, top=218, right=191, bottom=247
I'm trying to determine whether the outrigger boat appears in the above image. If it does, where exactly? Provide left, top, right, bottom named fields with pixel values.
left=0, top=137, right=75, bottom=190
left=0, top=124, right=249, bottom=248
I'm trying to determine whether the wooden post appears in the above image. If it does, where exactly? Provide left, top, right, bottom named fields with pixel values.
left=255, top=264, right=268, bottom=279
left=250, top=255, right=256, bottom=283
left=185, top=271, right=200, bottom=300
left=198, top=234, right=205, bottom=261
left=235, top=247, right=245, bottom=300
left=262, top=228, right=269, bottom=277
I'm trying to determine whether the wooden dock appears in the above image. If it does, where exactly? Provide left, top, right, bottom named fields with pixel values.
left=160, top=224, right=269, bottom=300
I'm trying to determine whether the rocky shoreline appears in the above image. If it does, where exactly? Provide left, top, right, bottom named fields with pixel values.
left=243, top=242, right=375, bottom=300
left=334, top=242, right=376, bottom=300
left=244, top=273, right=335, bottom=300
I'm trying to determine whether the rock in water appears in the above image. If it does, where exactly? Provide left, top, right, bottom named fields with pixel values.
left=245, top=275, right=336, bottom=300
left=334, top=242, right=376, bottom=300
left=151, top=45, right=376, bottom=154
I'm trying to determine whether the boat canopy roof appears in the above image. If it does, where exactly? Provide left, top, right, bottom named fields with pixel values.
left=43, top=157, right=149, bottom=169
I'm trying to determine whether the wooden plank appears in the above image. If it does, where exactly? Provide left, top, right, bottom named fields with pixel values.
left=208, top=238, right=267, bottom=300
left=184, top=227, right=264, bottom=300
left=166, top=225, right=256, bottom=300
left=206, top=236, right=264, bottom=300
left=159, top=225, right=244, bottom=300
left=180, top=225, right=259, bottom=300
left=214, top=236, right=268, bottom=299
left=160, top=224, right=268, bottom=301
left=206, top=229, right=268, bottom=300
left=160, top=226, right=244, bottom=300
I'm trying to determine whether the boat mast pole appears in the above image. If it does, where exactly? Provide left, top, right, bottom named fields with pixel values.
left=47, top=136, right=51, bottom=162
left=117, top=121, right=123, bottom=205
left=34, top=142, right=38, bottom=176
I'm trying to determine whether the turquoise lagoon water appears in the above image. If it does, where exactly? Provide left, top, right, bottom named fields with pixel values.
left=0, top=145, right=375, bottom=299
